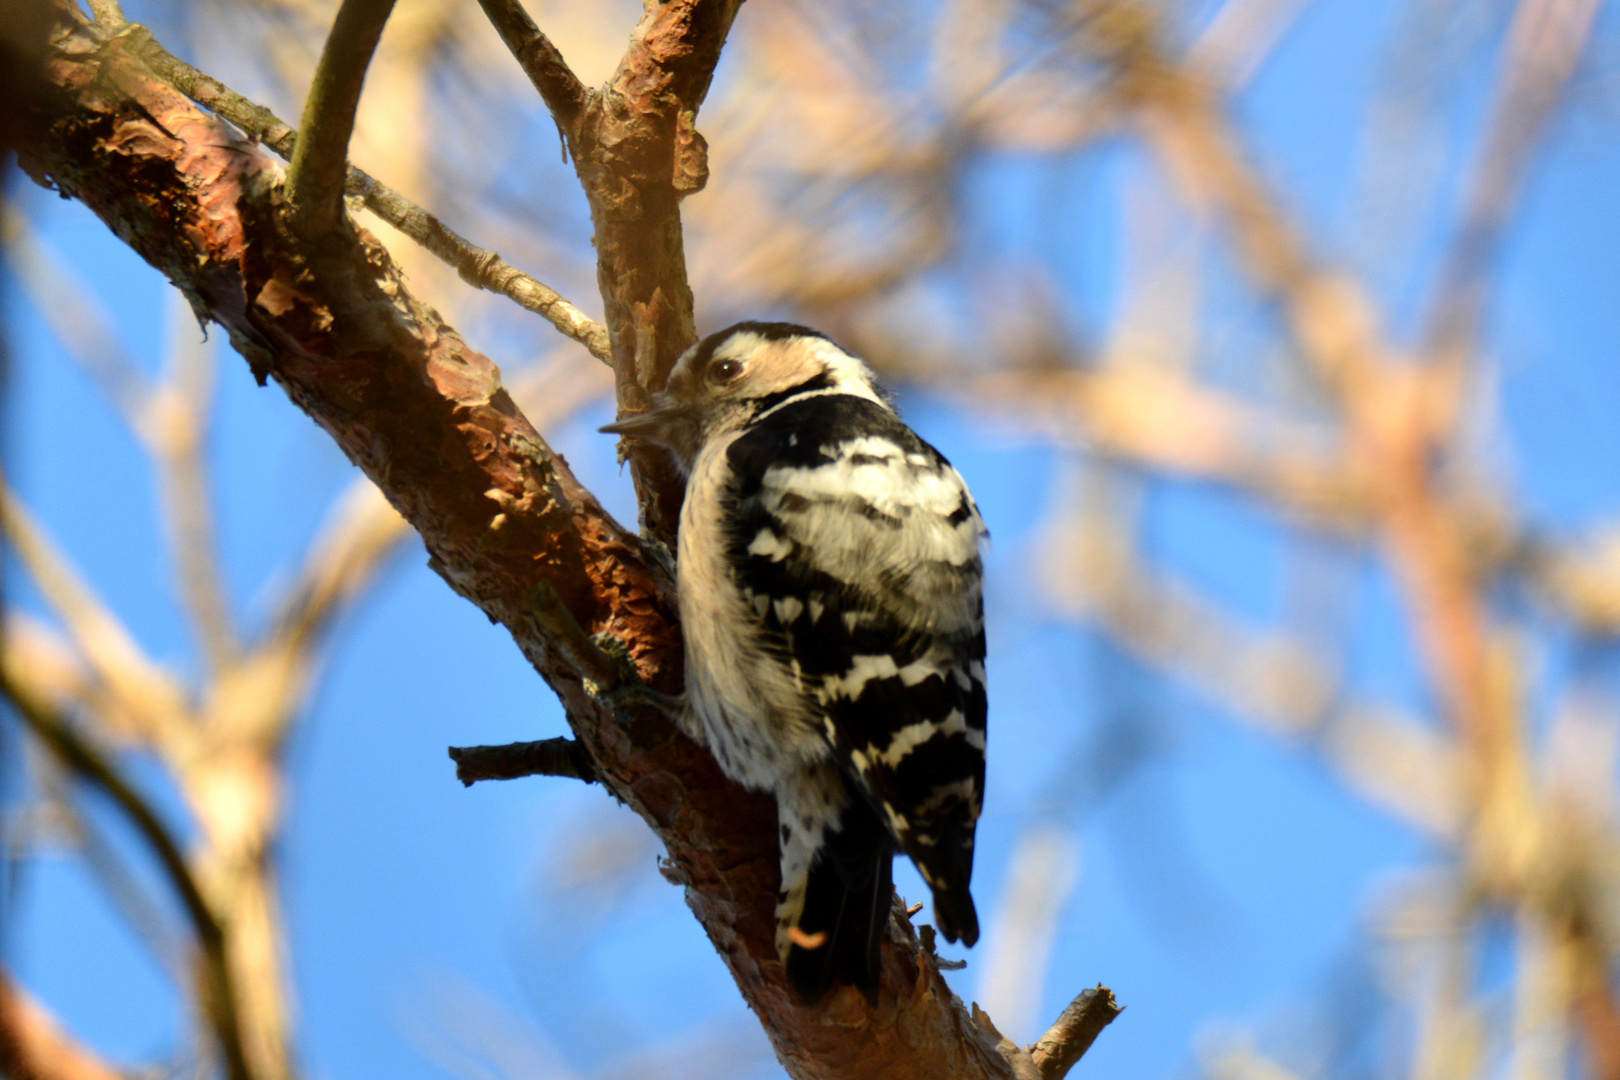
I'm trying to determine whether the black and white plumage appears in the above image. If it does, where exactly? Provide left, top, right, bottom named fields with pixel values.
left=602, top=321, right=988, bottom=1003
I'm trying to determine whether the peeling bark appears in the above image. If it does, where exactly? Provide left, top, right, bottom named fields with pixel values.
left=9, top=6, right=1073, bottom=1078
left=561, top=0, right=744, bottom=541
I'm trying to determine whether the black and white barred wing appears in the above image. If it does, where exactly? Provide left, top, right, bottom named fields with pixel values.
left=726, top=395, right=989, bottom=944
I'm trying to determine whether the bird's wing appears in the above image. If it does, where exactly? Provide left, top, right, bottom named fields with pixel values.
left=724, top=394, right=987, bottom=943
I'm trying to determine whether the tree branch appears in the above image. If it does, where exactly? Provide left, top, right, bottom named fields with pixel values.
left=11, top=8, right=1108, bottom=1076
left=346, top=165, right=613, bottom=360
left=1419, top=0, right=1602, bottom=377
left=285, top=0, right=398, bottom=239
left=0, top=673, right=254, bottom=1080
left=0, top=969, right=125, bottom=1080
left=449, top=737, right=599, bottom=785
left=475, top=0, right=587, bottom=131
left=124, top=26, right=611, bottom=362
left=82, top=0, right=122, bottom=29
left=1028, top=986, right=1124, bottom=1080
left=0, top=476, right=190, bottom=750
left=573, top=0, right=745, bottom=541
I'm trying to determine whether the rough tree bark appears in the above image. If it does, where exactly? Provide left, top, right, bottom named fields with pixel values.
left=4, top=2, right=1113, bottom=1078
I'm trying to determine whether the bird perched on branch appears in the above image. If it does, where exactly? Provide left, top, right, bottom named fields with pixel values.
left=602, top=321, right=988, bottom=1004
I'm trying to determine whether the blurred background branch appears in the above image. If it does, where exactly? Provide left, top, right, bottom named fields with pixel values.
left=6, top=0, right=1620, bottom=1076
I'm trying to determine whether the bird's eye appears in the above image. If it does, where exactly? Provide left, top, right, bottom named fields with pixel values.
left=710, top=359, right=743, bottom=384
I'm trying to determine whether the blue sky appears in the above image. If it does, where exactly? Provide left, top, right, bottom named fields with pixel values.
left=7, top=0, right=1620, bottom=1077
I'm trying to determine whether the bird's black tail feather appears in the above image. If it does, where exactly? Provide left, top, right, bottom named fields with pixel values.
left=785, top=796, right=894, bottom=1005
left=905, top=815, right=980, bottom=947
left=930, top=883, right=979, bottom=947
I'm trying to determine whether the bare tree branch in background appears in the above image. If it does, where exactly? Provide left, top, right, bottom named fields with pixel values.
left=0, top=660, right=255, bottom=1080
left=0, top=968, right=125, bottom=1080
left=6, top=0, right=1620, bottom=1077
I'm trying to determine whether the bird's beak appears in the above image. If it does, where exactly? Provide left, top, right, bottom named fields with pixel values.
left=598, top=398, right=695, bottom=444
left=599, top=410, right=667, bottom=438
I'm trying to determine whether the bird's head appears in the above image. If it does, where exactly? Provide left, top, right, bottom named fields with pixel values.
left=600, top=321, right=885, bottom=472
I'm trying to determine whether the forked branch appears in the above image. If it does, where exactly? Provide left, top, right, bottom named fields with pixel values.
left=126, top=27, right=610, bottom=358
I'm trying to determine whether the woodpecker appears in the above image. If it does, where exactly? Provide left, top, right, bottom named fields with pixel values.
left=602, top=321, right=987, bottom=1003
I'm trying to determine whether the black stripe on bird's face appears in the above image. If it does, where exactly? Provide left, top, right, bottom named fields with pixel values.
left=750, top=369, right=837, bottom=418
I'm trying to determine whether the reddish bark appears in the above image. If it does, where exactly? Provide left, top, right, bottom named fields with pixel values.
left=0, top=972, right=125, bottom=1080
left=563, top=0, right=744, bottom=541
left=8, top=5, right=1063, bottom=1078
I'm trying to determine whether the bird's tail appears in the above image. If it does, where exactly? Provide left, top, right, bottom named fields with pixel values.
left=908, top=818, right=981, bottom=947
left=927, top=880, right=979, bottom=947
left=780, top=793, right=894, bottom=1005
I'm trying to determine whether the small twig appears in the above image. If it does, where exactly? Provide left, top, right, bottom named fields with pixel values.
left=128, top=31, right=298, bottom=151
left=126, top=28, right=612, bottom=363
left=0, top=675, right=254, bottom=1080
left=285, top=0, right=398, bottom=239
left=343, top=170, right=612, bottom=360
left=448, top=738, right=599, bottom=785
left=475, top=0, right=588, bottom=129
left=84, top=0, right=125, bottom=29
left=1028, top=985, right=1123, bottom=1080
left=918, top=924, right=967, bottom=970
